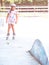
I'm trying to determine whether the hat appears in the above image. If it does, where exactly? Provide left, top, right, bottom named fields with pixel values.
left=11, top=4, right=16, bottom=7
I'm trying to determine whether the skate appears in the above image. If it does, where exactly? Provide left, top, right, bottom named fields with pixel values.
left=6, top=36, right=8, bottom=40
left=12, top=33, right=15, bottom=40
left=6, top=33, right=10, bottom=40
left=12, top=36, right=15, bottom=40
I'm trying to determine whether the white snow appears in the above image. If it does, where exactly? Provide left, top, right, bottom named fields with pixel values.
left=0, top=12, right=49, bottom=65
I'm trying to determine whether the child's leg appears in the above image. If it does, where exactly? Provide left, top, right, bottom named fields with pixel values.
left=7, top=24, right=11, bottom=35
left=6, top=24, right=11, bottom=40
left=11, top=24, right=15, bottom=39
left=11, top=24, right=15, bottom=35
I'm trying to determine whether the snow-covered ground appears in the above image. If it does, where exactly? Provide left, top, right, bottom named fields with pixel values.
left=0, top=12, right=49, bottom=65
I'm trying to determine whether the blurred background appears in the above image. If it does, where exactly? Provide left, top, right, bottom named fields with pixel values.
left=0, top=0, right=48, bottom=17
left=0, top=0, right=48, bottom=6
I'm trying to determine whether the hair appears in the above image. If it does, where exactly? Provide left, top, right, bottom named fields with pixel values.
left=10, top=6, right=15, bottom=13
left=9, top=7, right=13, bottom=13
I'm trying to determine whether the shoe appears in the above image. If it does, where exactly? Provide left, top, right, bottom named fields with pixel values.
left=6, top=36, right=8, bottom=40
left=12, top=36, right=15, bottom=40
left=6, top=33, right=10, bottom=40
left=13, top=33, right=15, bottom=36
left=7, top=33, right=10, bottom=36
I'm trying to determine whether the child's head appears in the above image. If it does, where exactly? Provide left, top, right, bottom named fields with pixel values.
left=11, top=4, right=16, bottom=11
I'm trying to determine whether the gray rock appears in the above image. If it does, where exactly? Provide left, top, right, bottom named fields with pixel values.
left=46, top=61, right=49, bottom=65
left=29, top=39, right=48, bottom=65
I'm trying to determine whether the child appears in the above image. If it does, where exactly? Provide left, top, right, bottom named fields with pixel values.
left=6, top=4, right=18, bottom=40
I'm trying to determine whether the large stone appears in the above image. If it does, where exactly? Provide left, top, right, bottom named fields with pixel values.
left=29, top=39, right=48, bottom=65
left=47, top=62, right=49, bottom=65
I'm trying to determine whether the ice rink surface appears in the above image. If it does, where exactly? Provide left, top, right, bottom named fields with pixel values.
left=0, top=12, right=49, bottom=65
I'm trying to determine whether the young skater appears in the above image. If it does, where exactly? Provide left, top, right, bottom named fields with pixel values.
left=6, top=4, right=18, bottom=40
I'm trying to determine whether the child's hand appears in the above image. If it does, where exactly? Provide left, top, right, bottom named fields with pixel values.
left=15, top=21, right=17, bottom=24
left=6, top=19, right=8, bottom=23
left=6, top=20, right=7, bottom=23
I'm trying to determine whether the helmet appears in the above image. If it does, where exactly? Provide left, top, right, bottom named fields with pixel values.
left=11, top=4, right=16, bottom=7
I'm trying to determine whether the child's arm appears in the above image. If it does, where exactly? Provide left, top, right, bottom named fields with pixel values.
left=6, top=13, right=9, bottom=23
left=15, top=14, right=18, bottom=24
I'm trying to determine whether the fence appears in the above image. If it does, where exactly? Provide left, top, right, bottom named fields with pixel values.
left=0, top=6, right=48, bottom=12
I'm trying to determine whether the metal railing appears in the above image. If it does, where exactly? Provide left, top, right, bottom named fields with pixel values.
left=0, top=6, right=48, bottom=12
